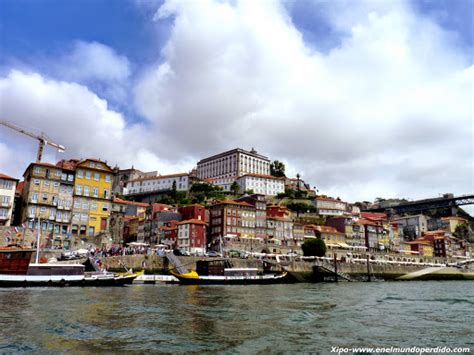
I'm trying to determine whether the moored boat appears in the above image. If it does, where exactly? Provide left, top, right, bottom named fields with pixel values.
left=170, top=259, right=288, bottom=285
left=0, top=246, right=139, bottom=287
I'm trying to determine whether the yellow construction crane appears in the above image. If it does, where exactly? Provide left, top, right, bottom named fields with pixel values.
left=0, top=120, right=66, bottom=162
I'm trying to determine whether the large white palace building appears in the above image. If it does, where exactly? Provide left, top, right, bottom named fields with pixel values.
left=196, top=148, right=271, bottom=180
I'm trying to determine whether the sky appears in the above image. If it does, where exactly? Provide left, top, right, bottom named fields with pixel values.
left=0, top=0, right=473, bottom=210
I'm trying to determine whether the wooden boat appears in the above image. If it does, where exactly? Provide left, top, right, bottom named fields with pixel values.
left=0, top=246, right=138, bottom=287
left=170, top=259, right=288, bottom=285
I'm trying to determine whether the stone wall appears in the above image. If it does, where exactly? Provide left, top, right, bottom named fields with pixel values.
left=101, top=255, right=262, bottom=273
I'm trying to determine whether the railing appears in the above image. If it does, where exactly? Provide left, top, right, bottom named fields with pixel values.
left=165, top=253, right=188, bottom=274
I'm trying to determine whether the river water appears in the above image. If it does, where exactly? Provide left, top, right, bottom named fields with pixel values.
left=0, top=281, right=473, bottom=353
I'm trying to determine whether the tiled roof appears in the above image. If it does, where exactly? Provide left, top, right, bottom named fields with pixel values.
left=197, top=148, right=270, bottom=164
left=313, top=225, right=344, bottom=234
left=56, top=159, right=78, bottom=170
left=204, top=177, right=237, bottom=182
left=15, top=181, right=24, bottom=193
left=177, top=219, right=207, bottom=225
left=239, top=173, right=285, bottom=180
left=213, top=200, right=254, bottom=207
left=23, top=162, right=59, bottom=176
left=128, top=172, right=189, bottom=183
left=441, top=216, right=467, bottom=222
left=113, top=198, right=149, bottom=208
left=0, top=173, right=18, bottom=181
left=361, top=212, right=388, bottom=220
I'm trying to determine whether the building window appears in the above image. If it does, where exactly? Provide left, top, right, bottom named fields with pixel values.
left=85, top=171, right=91, bottom=180
left=76, top=185, right=82, bottom=195
left=104, top=189, right=109, bottom=199
left=94, top=173, right=100, bottom=181
left=102, top=203, right=109, bottom=212
left=91, top=202, right=97, bottom=211
left=88, top=226, right=95, bottom=236
left=42, top=193, right=48, bottom=201
left=84, top=186, right=90, bottom=196
left=68, top=174, right=74, bottom=182
left=105, top=175, right=111, bottom=183
left=93, top=187, right=99, bottom=197
left=33, top=179, right=40, bottom=185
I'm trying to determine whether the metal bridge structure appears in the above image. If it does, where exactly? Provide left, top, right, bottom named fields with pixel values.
left=364, top=194, right=474, bottom=215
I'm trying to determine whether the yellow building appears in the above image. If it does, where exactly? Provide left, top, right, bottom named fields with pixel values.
left=441, top=216, right=468, bottom=234
left=70, top=159, right=114, bottom=238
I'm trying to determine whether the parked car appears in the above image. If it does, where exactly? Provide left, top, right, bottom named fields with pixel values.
left=228, top=250, right=240, bottom=258
left=206, top=250, right=221, bottom=257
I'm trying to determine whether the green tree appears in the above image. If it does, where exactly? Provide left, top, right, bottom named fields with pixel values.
left=245, top=189, right=254, bottom=195
left=301, top=237, right=326, bottom=257
left=230, top=181, right=241, bottom=195
left=454, top=223, right=470, bottom=240
left=270, top=160, right=286, bottom=177
left=171, top=180, right=177, bottom=201
left=287, top=202, right=315, bottom=214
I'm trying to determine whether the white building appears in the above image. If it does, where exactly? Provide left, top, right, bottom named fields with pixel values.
left=0, top=173, right=18, bottom=226
left=315, top=197, right=347, bottom=216
left=197, top=148, right=270, bottom=180
left=205, top=177, right=237, bottom=192
left=236, top=174, right=285, bottom=196
left=124, top=173, right=189, bottom=195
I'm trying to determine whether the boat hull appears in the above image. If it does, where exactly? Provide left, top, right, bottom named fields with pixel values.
left=171, top=271, right=289, bottom=285
left=0, top=274, right=137, bottom=287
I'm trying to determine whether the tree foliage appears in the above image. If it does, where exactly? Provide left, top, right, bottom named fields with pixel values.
left=301, top=238, right=326, bottom=257
left=454, top=223, right=470, bottom=240
left=230, top=181, right=241, bottom=195
left=287, top=202, right=316, bottom=213
left=270, top=160, right=286, bottom=177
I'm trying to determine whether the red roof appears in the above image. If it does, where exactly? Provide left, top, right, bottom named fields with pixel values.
left=355, top=218, right=378, bottom=226
left=15, top=181, right=24, bottom=193
left=205, top=176, right=237, bottom=182
left=240, top=173, right=285, bottom=180
left=56, top=159, right=77, bottom=170
left=213, top=200, right=254, bottom=207
left=0, top=173, right=18, bottom=181
left=313, top=225, right=344, bottom=235
left=361, top=212, right=388, bottom=220
left=113, top=198, right=149, bottom=208
left=128, top=172, right=188, bottom=183
left=177, top=219, right=207, bottom=225
left=441, top=216, right=467, bottom=222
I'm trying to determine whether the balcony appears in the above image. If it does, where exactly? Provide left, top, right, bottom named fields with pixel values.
left=1, top=202, right=11, bottom=208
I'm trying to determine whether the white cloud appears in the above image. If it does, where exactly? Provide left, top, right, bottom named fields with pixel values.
left=57, top=41, right=130, bottom=83
left=133, top=0, right=473, bottom=202
left=0, top=70, right=189, bottom=178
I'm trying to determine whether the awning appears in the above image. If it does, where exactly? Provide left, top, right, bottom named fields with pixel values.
left=338, top=242, right=352, bottom=249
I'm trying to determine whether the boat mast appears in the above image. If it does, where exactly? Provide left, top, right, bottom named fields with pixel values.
left=35, top=217, right=41, bottom=264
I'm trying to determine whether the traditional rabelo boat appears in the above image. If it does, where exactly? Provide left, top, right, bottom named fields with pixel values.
left=0, top=246, right=139, bottom=287
left=170, top=259, right=288, bottom=285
